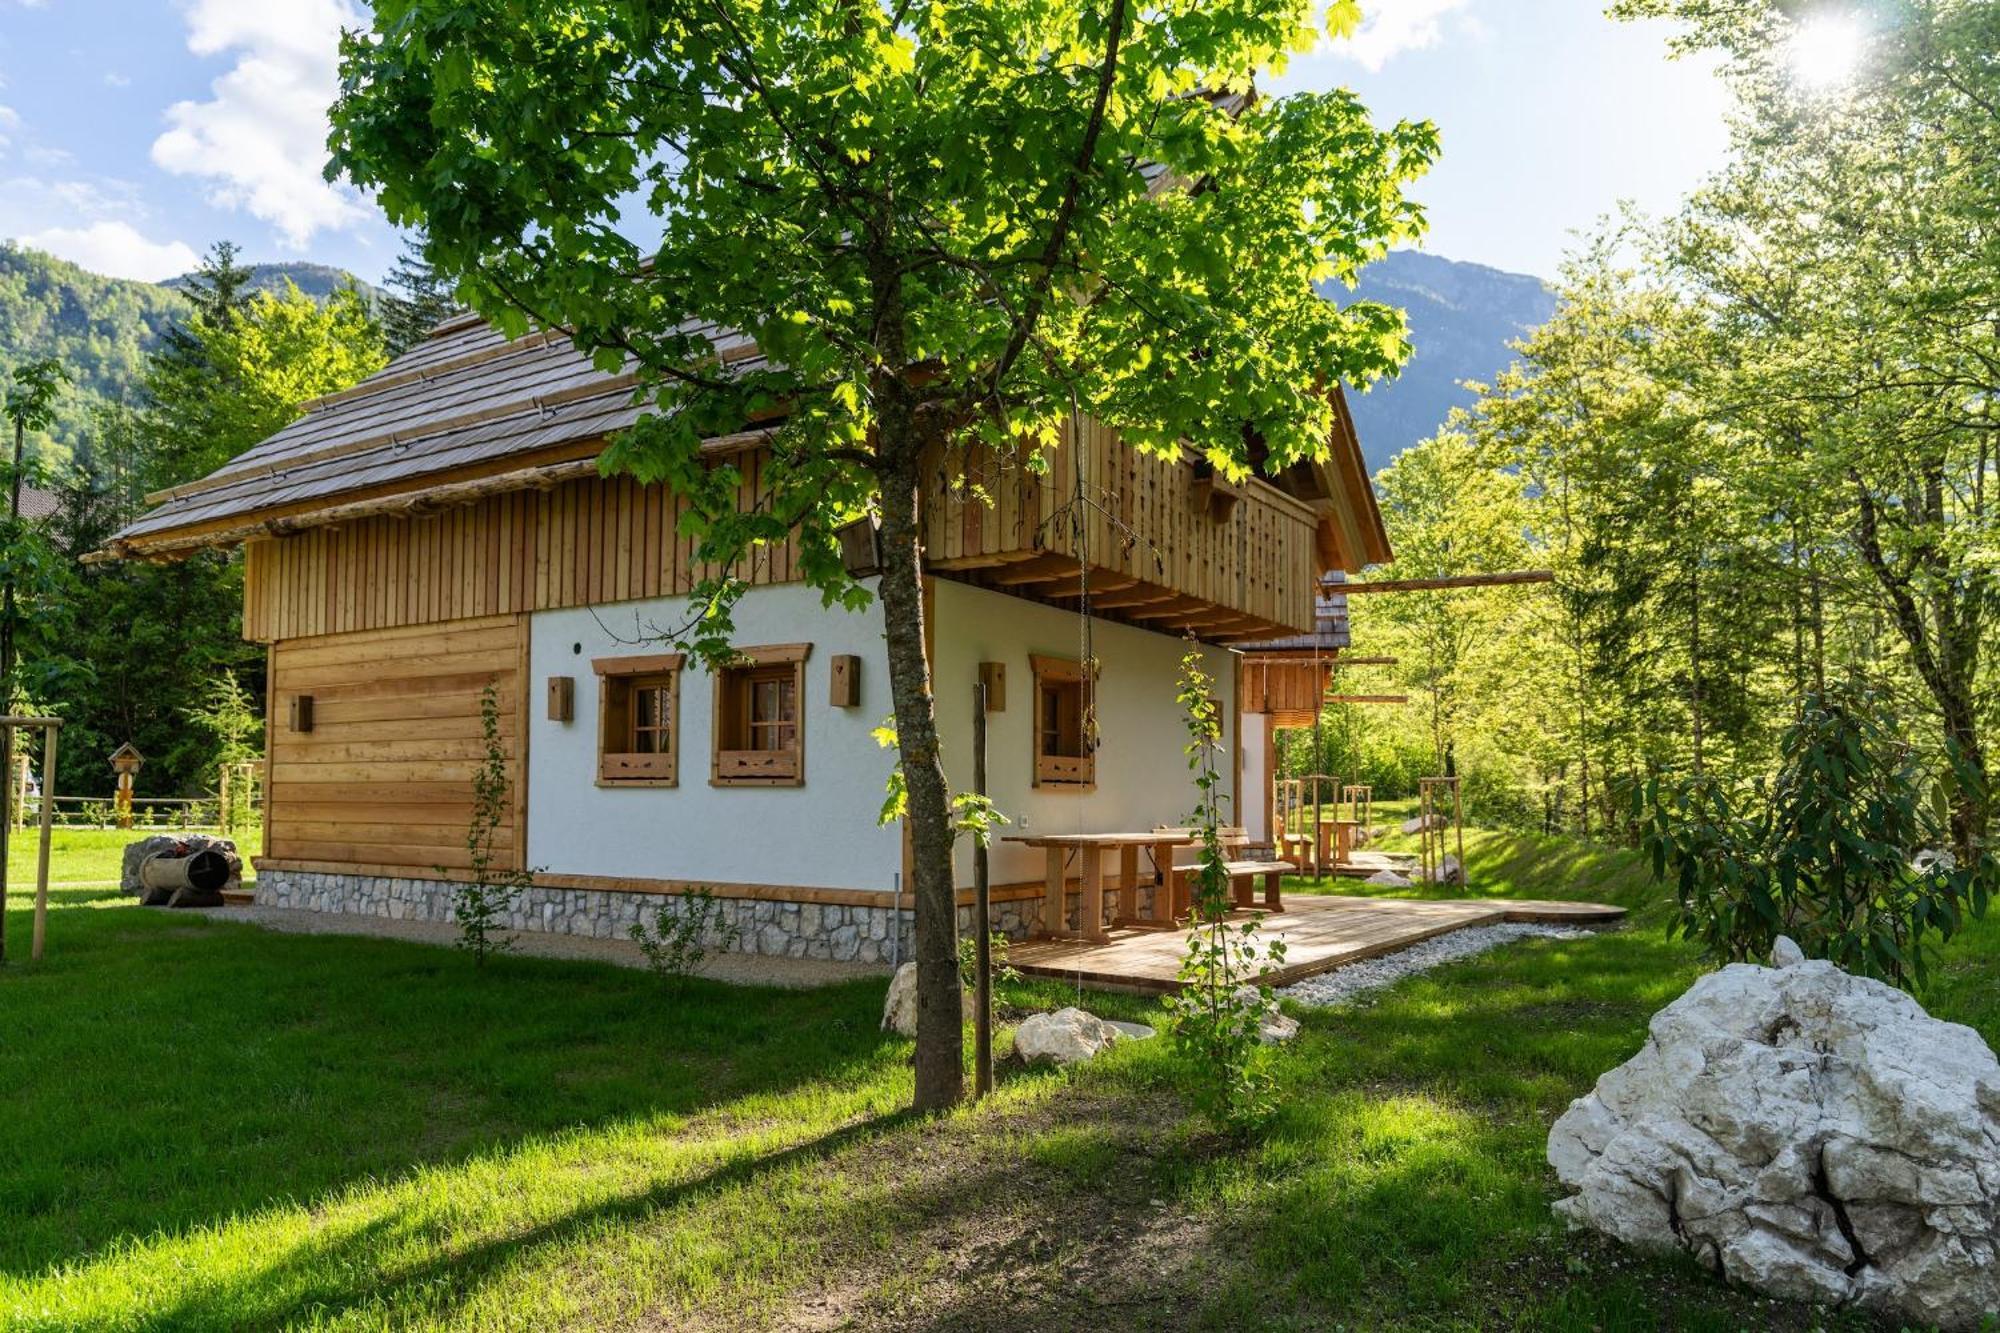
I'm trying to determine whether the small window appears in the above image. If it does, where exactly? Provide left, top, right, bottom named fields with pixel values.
left=595, top=654, right=683, bottom=785
left=713, top=643, right=811, bottom=786
left=1030, top=654, right=1095, bottom=788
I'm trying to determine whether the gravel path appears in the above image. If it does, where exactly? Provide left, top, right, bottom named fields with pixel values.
left=1281, top=922, right=1595, bottom=1008
left=196, top=904, right=887, bottom=990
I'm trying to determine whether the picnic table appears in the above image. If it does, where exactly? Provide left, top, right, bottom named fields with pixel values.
left=1001, top=831, right=1193, bottom=943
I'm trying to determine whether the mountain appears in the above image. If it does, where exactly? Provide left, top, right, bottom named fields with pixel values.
left=160, top=261, right=382, bottom=306
left=1333, top=250, right=1557, bottom=470
left=0, top=245, right=379, bottom=470
left=0, top=243, right=188, bottom=470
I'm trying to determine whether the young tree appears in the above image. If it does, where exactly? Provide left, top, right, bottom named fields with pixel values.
left=141, top=280, right=386, bottom=492
left=329, top=0, right=1435, bottom=1109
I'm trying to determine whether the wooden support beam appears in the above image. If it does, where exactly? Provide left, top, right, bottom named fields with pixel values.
left=1077, top=585, right=1179, bottom=610
left=1324, top=694, right=1410, bottom=704
left=1037, top=573, right=1138, bottom=599
left=1121, top=596, right=1212, bottom=623
left=1329, top=655, right=1398, bottom=666
left=986, top=554, right=1084, bottom=586
left=1339, top=571, right=1554, bottom=594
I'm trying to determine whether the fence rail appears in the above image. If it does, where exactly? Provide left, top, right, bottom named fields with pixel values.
left=12, top=794, right=263, bottom=833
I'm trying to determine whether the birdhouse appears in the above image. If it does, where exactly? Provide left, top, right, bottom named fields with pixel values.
left=108, top=743, right=146, bottom=777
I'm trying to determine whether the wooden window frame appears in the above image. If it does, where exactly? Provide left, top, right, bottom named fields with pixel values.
left=1030, top=654, right=1095, bottom=789
left=712, top=643, right=811, bottom=787
left=594, top=653, right=683, bottom=786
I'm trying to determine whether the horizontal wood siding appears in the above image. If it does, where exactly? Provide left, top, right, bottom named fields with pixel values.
left=923, top=418, right=1320, bottom=632
left=265, top=615, right=528, bottom=871
left=243, top=464, right=803, bottom=643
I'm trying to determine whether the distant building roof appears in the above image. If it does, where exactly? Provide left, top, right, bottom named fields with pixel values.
left=16, top=485, right=62, bottom=523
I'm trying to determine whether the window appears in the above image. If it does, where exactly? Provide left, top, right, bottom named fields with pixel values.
left=1030, top=654, right=1094, bottom=788
left=713, top=643, right=811, bottom=786
left=595, top=654, right=683, bottom=785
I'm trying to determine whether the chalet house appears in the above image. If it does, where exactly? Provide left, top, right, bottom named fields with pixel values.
left=102, top=314, right=1389, bottom=962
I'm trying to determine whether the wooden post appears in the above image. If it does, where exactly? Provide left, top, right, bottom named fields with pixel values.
left=30, top=722, right=57, bottom=962
left=972, top=681, right=993, bottom=1100
left=12, top=752, right=25, bottom=832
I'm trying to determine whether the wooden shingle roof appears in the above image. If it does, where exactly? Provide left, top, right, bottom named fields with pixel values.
left=106, top=310, right=1387, bottom=575
left=105, top=315, right=766, bottom=556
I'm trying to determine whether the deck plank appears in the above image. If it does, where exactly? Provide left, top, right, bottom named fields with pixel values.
left=1010, top=893, right=1625, bottom=994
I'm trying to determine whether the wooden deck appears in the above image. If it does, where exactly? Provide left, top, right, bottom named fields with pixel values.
left=1010, top=893, right=1625, bottom=993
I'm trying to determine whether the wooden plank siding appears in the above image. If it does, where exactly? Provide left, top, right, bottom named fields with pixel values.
left=243, top=424, right=1322, bottom=645
left=265, top=615, right=529, bottom=871
left=922, top=419, right=1320, bottom=634
left=242, top=467, right=789, bottom=642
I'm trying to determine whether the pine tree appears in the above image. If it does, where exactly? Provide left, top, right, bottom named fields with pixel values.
left=379, top=236, right=458, bottom=355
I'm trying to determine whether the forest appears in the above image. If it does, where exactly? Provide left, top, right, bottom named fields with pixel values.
left=3, top=242, right=447, bottom=799
left=1298, top=0, right=1996, bottom=855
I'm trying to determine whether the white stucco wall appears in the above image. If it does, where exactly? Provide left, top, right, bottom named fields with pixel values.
left=1239, top=712, right=1271, bottom=844
left=929, top=579, right=1238, bottom=887
left=526, top=584, right=905, bottom=891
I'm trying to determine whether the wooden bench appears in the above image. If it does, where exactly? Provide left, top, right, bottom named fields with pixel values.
left=1154, top=827, right=1291, bottom=917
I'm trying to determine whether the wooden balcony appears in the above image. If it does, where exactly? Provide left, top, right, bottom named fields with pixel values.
left=922, top=418, right=1322, bottom=642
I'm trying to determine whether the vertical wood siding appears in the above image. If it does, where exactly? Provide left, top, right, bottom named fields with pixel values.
left=922, top=419, right=1319, bottom=631
left=242, top=467, right=804, bottom=643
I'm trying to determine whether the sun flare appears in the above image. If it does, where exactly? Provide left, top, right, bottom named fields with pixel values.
left=1788, top=14, right=1867, bottom=91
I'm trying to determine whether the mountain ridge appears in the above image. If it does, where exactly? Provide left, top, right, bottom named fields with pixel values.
left=1334, top=250, right=1557, bottom=469
left=4, top=243, right=1549, bottom=478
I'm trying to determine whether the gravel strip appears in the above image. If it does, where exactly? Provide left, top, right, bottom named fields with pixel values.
left=1282, top=922, right=1594, bottom=1008
left=195, top=904, right=887, bottom=990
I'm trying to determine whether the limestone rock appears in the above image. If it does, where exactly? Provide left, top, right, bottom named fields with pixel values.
left=1233, top=985, right=1300, bottom=1044
left=120, top=834, right=243, bottom=896
left=1400, top=813, right=1443, bottom=835
left=1548, top=955, right=2000, bottom=1329
left=1014, top=1007, right=1121, bottom=1067
left=880, top=961, right=974, bottom=1037
left=1417, top=854, right=1465, bottom=886
left=1364, top=869, right=1414, bottom=887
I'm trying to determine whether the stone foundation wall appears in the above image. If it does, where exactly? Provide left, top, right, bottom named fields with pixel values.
left=252, top=868, right=1147, bottom=965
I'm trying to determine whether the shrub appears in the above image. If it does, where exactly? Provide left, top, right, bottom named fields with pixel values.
left=449, top=683, right=538, bottom=966
left=630, top=887, right=742, bottom=984
left=1637, top=682, right=1993, bottom=990
left=1165, top=646, right=1286, bottom=1133
left=957, top=930, right=1018, bottom=989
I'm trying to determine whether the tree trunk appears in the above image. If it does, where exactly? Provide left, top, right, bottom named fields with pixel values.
left=876, top=444, right=962, bottom=1111
left=1687, top=553, right=1704, bottom=778
left=867, top=221, right=962, bottom=1108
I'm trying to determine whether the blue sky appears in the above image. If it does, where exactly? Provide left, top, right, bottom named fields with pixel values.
left=0, top=1, right=1731, bottom=287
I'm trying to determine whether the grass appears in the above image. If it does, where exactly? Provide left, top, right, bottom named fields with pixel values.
left=0, top=822, right=1992, bottom=1330
left=1, top=825, right=263, bottom=892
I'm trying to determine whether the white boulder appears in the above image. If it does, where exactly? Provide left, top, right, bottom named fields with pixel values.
left=1014, top=1007, right=1121, bottom=1067
left=880, top=961, right=974, bottom=1037
left=1412, top=854, right=1464, bottom=886
left=1364, top=869, right=1414, bottom=887
left=1548, top=936, right=2000, bottom=1329
left=1232, top=985, right=1300, bottom=1044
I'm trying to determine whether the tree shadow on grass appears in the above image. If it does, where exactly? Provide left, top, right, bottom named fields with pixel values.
left=0, top=902, right=901, bottom=1282
left=127, top=1111, right=914, bottom=1332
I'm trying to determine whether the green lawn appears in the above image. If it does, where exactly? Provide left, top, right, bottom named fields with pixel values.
left=2, top=825, right=263, bottom=892
left=0, top=825, right=1992, bottom=1331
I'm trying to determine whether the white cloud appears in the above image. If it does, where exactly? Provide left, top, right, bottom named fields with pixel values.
left=104, top=72, right=131, bottom=89
left=19, top=221, right=199, bottom=281
left=150, top=0, right=371, bottom=249
left=1334, top=0, right=1472, bottom=72
left=0, top=104, right=17, bottom=155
